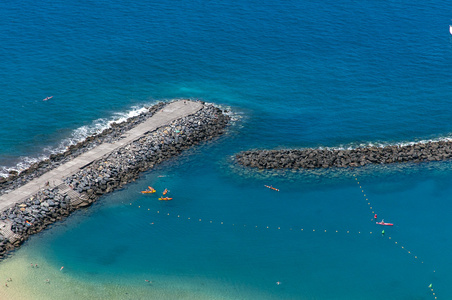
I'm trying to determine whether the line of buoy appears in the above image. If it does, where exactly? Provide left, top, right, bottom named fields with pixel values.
left=128, top=176, right=440, bottom=299
left=428, top=284, right=437, bottom=299
left=386, top=235, right=423, bottom=263
left=353, top=174, right=379, bottom=222
left=353, top=175, right=438, bottom=299
left=127, top=202, right=387, bottom=237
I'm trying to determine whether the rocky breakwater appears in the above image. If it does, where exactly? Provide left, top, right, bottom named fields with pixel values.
left=63, top=103, right=230, bottom=200
left=0, top=187, right=72, bottom=252
left=235, top=140, right=452, bottom=170
left=0, top=101, right=230, bottom=259
left=0, top=102, right=167, bottom=196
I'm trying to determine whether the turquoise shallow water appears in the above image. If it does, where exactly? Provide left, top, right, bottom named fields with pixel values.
left=1, top=0, right=452, bottom=298
left=2, top=149, right=452, bottom=299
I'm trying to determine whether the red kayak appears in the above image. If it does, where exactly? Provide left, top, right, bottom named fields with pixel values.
left=264, top=185, right=279, bottom=191
left=376, top=221, right=393, bottom=226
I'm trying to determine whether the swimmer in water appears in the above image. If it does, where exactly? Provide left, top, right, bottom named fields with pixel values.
left=60, top=266, right=64, bottom=271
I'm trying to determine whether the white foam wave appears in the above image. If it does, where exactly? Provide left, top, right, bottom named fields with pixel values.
left=0, top=155, right=48, bottom=178
left=203, top=101, right=243, bottom=123
left=0, top=104, right=154, bottom=178
left=319, top=135, right=452, bottom=151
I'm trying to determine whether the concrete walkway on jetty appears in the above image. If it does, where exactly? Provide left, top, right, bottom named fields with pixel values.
left=0, top=100, right=202, bottom=212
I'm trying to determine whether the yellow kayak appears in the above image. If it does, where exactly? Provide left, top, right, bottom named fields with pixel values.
left=141, top=186, right=156, bottom=194
left=158, top=197, right=172, bottom=201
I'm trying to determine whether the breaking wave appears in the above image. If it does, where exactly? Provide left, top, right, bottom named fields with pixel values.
left=324, top=135, right=452, bottom=151
left=0, top=103, right=153, bottom=178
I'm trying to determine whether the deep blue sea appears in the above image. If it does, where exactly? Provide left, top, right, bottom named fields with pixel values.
left=1, top=0, right=452, bottom=299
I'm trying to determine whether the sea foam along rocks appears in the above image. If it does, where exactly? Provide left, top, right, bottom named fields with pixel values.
left=0, top=100, right=230, bottom=259
left=235, top=140, right=452, bottom=170
left=64, top=103, right=230, bottom=201
left=0, top=102, right=167, bottom=196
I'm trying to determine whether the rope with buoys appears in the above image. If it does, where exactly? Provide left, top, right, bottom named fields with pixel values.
left=129, top=176, right=441, bottom=299
left=353, top=174, right=438, bottom=299
left=353, top=174, right=379, bottom=222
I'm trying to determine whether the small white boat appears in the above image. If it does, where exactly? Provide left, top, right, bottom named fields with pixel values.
left=450, top=24, right=452, bottom=35
left=43, top=96, right=53, bottom=101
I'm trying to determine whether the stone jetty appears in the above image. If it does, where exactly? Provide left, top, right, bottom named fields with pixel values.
left=235, top=140, right=452, bottom=170
left=0, top=100, right=230, bottom=258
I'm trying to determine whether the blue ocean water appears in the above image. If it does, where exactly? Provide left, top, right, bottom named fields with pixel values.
left=0, top=0, right=452, bottom=299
